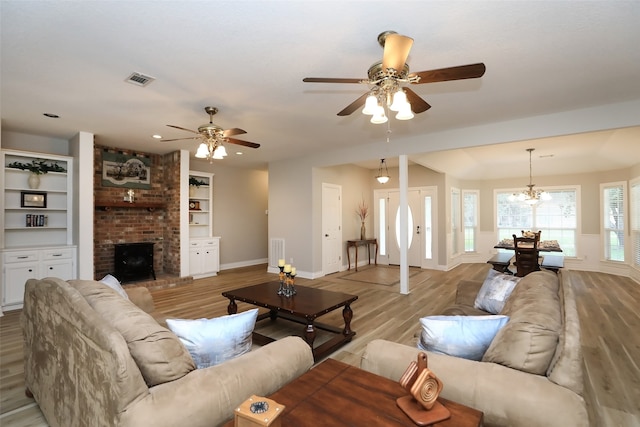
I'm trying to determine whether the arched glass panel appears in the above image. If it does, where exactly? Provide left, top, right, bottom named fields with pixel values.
left=395, top=205, right=414, bottom=249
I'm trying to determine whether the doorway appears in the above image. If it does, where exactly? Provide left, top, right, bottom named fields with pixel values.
left=322, top=183, right=342, bottom=275
left=375, top=187, right=437, bottom=268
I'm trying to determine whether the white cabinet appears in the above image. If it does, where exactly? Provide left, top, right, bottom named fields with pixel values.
left=2, top=246, right=76, bottom=309
left=188, top=237, right=220, bottom=279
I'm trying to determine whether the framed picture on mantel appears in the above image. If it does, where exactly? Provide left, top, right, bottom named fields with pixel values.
left=101, top=150, right=151, bottom=189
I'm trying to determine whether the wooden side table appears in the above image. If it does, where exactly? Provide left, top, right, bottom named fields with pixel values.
left=221, top=358, right=483, bottom=427
left=347, top=238, right=378, bottom=271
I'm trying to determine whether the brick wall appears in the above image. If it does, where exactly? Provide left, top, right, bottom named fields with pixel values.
left=94, top=145, right=182, bottom=279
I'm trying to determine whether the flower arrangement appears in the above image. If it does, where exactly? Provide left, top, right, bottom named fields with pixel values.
left=356, top=199, right=369, bottom=222
left=8, top=159, right=66, bottom=175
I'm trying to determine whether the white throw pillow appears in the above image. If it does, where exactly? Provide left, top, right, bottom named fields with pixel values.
left=167, top=309, right=259, bottom=369
left=418, top=315, right=509, bottom=361
left=474, top=269, right=521, bottom=314
left=100, top=274, right=129, bottom=299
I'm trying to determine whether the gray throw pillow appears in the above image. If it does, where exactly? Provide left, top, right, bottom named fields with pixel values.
left=167, top=308, right=259, bottom=369
left=418, top=314, right=509, bottom=361
left=474, top=269, right=521, bottom=314
left=100, top=274, right=129, bottom=299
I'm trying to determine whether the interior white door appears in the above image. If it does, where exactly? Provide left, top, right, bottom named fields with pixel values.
left=322, top=183, right=342, bottom=275
left=388, top=190, right=422, bottom=266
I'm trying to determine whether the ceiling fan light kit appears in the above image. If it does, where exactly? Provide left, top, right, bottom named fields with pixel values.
left=162, top=106, right=260, bottom=163
left=303, top=30, right=486, bottom=124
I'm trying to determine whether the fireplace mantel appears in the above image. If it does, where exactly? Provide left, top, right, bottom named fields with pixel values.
left=95, top=200, right=165, bottom=211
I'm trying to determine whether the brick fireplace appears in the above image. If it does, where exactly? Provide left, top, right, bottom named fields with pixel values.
left=93, top=146, right=182, bottom=280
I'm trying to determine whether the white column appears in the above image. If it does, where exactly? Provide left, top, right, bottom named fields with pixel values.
left=399, top=155, right=410, bottom=294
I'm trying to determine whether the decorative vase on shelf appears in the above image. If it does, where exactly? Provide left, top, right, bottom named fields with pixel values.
left=28, top=173, right=41, bottom=189
left=360, top=222, right=366, bottom=240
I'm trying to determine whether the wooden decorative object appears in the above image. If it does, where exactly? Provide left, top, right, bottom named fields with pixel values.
left=396, top=352, right=451, bottom=426
left=234, top=395, right=285, bottom=427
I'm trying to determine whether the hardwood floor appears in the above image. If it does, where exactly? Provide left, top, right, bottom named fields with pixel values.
left=1, top=264, right=639, bottom=426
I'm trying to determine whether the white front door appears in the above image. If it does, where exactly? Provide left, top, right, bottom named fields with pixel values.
left=322, top=183, right=342, bottom=275
left=388, top=190, right=422, bottom=267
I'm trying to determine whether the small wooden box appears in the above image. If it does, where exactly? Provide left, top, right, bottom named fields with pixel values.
left=234, top=395, right=285, bottom=427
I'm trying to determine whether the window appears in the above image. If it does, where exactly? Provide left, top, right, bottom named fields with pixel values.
left=602, top=182, right=626, bottom=262
left=497, top=187, right=578, bottom=256
left=631, top=178, right=640, bottom=269
left=378, top=197, right=387, bottom=256
left=463, top=190, right=479, bottom=252
left=451, top=188, right=461, bottom=256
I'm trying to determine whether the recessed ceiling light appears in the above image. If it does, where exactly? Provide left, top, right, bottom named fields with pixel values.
left=43, top=113, right=59, bottom=118
left=236, top=151, right=243, bottom=155
left=152, top=134, right=162, bottom=139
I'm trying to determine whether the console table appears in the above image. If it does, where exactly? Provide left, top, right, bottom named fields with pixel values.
left=347, top=238, right=378, bottom=271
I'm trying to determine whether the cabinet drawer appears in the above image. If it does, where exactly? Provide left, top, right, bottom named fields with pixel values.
left=189, top=241, right=201, bottom=248
left=4, top=251, right=38, bottom=263
left=42, top=248, right=74, bottom=260
left=203, top=240, right=219, bottom=247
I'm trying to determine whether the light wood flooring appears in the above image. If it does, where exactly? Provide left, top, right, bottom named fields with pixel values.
left=1, top=264, right=639, bottom=426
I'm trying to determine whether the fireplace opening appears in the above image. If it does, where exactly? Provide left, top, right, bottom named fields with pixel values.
left=114, top=242, right=156, bottom=283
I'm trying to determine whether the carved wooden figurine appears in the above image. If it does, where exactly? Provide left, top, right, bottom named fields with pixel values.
left=396, top=352, right=450, bottom=426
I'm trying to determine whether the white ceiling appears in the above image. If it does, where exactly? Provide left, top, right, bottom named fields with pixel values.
left=2, top=1, right=640, bottom=178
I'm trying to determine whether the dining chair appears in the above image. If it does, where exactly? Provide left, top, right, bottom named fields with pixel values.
left=512, top=233, right=541, bottom=277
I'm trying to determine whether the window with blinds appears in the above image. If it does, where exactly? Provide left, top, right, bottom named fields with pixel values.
left=463, top=190, right=479, bottom=252
left=602, top=182, right=626, bottom=262
left=451, top=188, right=461, bottom=256
left=631, top=178, right=640, bottom=268
left=496, top=187, right=578, bottom=256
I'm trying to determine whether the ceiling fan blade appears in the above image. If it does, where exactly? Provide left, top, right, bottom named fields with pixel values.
left=337, top=92, right=370, bottom=116
left=382, top=33, right=414, bottom=72
left=403, top=88, right=431, bottom=113
left=227, top=138, right=260, bottom=149
left=410, top=63, right=486, bottom=84
left=159, top=136, right=201, bottom=142
left=303, top=77, right=362, bottom=84
left=223, top=128, right=247, bottom=137
left=166, top=124, right=199, bottom=134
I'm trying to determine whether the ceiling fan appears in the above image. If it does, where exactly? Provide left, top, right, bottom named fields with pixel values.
left=303, top=31, right=486, bottom=122
left=161, top=107, right=260, bottom=160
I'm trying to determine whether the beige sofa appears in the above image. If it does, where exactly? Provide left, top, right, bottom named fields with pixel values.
left=361, top=269, right=588, bottom=427
left=21, top=277, right=314, bottom=427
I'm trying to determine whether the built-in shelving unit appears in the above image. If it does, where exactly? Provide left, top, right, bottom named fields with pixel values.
left=2, top=149, right=77, bottom=310
left=188, top=171, right=213, bottom=238
left=188, top=170, right=219, bottom=278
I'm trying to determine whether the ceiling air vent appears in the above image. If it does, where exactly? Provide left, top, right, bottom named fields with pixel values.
left=125, top=72, right=156, bottom=87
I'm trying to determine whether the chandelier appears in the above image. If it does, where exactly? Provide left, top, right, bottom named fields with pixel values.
left=376, top=159, right=390, bottom=183
left=361, top=62, right=416, bottom=124
left=509, top=148, right=551, bottom=205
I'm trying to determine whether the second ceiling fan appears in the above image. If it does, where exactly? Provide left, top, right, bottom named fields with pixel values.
left=303, top=31, right=486, bottom=122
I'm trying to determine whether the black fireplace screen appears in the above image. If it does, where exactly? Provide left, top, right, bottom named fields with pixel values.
left=114, top=242, right=156, bottom=283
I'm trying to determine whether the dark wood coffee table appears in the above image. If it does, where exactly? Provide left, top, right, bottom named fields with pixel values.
left=222, top=282, right=358, bottom=362
left=222, top=358, right=483, bottom=426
